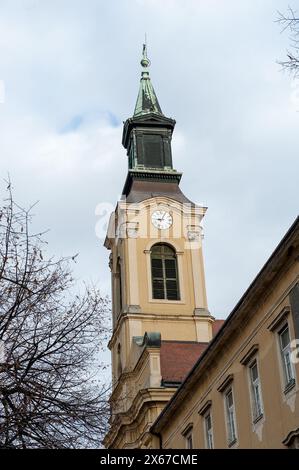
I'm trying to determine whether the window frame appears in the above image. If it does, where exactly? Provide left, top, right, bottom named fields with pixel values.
left=248, top=358, right=264, bottom=422
left=224, top=387, right=237, bottom=447
left=278, top=324, right=296, bottom=390
left=150, top=243, right=180, bottom=301
left=185, top=430, right=193, bottom=449
left=182, top=423, right=193, bottom=449
left=204, top=410, right=214, bottom=449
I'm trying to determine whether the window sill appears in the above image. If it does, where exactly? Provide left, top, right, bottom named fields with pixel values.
left=149, top=298, right=185, bottom=304
left=228, top=438, right=237, bottom=448
left=253, top=413, right=264, bottom=425
left=284, top=379, right=296, bottom=395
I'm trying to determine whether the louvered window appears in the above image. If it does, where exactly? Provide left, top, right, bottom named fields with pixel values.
left=151, top=244, right=180, bottom=300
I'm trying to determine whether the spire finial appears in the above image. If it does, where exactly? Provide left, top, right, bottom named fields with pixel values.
left=134, top=38, right=163, bottom=116
left=140, top=36, right=150, bottom=68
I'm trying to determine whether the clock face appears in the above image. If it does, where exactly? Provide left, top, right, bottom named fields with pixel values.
left=151, top=210, right=173, bottom=230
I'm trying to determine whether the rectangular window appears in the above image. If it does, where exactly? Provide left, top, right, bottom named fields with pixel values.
left=225, top=388, right=237, bottom=446
left=249, top=359, right=263, bottom=421
left=186, top=431, right=193, bottom=449
left=204, top=412, right=214, bottom=449
left=279, top=325, right=295, bottom=387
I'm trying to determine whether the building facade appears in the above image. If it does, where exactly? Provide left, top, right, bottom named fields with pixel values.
left=103, top=47, right=299, bottom=449
left=151, top=218, right=299, bottom=449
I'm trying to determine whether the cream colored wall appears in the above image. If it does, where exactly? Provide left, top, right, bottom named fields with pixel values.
left=108, top=196, right=212, bottom=381
left=119, top=197, right=208, bottom=316
left=159, top=261, right=299, bottom=449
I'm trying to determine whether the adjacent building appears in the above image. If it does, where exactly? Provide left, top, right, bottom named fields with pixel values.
left=151, top=217, right=299, bottom=449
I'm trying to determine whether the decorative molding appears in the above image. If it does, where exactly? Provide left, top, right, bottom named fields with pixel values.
left=187, top=230, right=200, bottom=242
left=128, top=170, right=182, bottom=183
left=240, top=344, right=259, bottom=366
left=127, top=228, right=139, bottom=238
left=193, top=308, right=212, bottom=317
left=267, top=306, right=290, bottom=331
left=181, top=422, right=193, bottom=437
left=217, top=374, right=234, bottom=393
left=144, top=239, right=184, bottom=255
left=198, top=400, right=212, bottom=416
left=125, top=305, right=141, bottom=314
left=122, top=169, right=182, bottom=196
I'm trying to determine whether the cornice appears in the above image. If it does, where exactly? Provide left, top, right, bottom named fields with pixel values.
left=109, top=312, right=213, bottom=348
left=104, top=387, right=174, bottom=448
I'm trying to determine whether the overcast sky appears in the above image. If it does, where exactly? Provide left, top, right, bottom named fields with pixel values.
left=0, top=0, right=298, bottom=324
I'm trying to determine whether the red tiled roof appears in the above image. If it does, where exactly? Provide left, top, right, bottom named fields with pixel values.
left=212, top=319, right=225, bottom=337
left=160, top=341, right=208, bottom=384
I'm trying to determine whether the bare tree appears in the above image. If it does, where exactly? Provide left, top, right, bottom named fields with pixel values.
left=277, top=6, right=299, bottom=76
left=0, top=182, right=110, bottom=448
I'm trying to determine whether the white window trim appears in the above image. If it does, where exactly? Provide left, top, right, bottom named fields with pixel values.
left=203, top=410, right=214, bottom=449
left=182, top=423, right=193, bottom=449
left=224, top=387, right=238, bottom=447
left=185, top=429, right=193, bottom=449
left=248, top=358, right=264, bottom=423
left=276, top=322, right=296, bottom=394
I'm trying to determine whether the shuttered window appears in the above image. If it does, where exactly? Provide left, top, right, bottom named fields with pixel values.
left=151, top=244, right=180, bottom=300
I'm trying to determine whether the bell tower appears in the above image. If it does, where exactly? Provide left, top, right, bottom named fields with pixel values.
left=104, top=45, right=215, bottom=449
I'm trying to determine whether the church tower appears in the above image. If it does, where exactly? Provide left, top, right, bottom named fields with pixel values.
left=104, top=45, right=215, bottom=449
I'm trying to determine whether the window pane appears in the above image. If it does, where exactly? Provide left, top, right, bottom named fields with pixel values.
left=226, top=390, right=233, bottom=408
left=280, top=327, right=290, bottom=350
left=229, top=410, right=236, bottom=441
left=205, top=414, right=211, bottom=430
left=152, top=279, right=165, bottom=299
left=225, top=390, right=236, bottom=443
left=162, top=245, right=174, bottom=256
left=151, top=244, right=163, bottom=255
left=205, top=414, right=213, bottom=449
left=284, top=351, right=294, bottom=382
left=152, top=258, right=163, bottom=279
left=250, top=362, right=258, bottom=382
left=152, top=258, right=162, bottom=268
left=254, top=384, right=263, bottom=416
left=164, top=259, right=176, bottom=278
left=166, top=280, right=179, bottom=300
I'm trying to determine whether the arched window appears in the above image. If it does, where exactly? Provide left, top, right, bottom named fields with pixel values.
left=151, top=243, right=180, bottom=300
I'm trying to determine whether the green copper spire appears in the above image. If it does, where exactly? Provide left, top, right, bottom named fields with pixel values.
left=133, top=43, right=163, bottom=116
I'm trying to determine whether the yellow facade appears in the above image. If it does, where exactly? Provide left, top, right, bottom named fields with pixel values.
left=151, top=219, right=299, bottom=449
